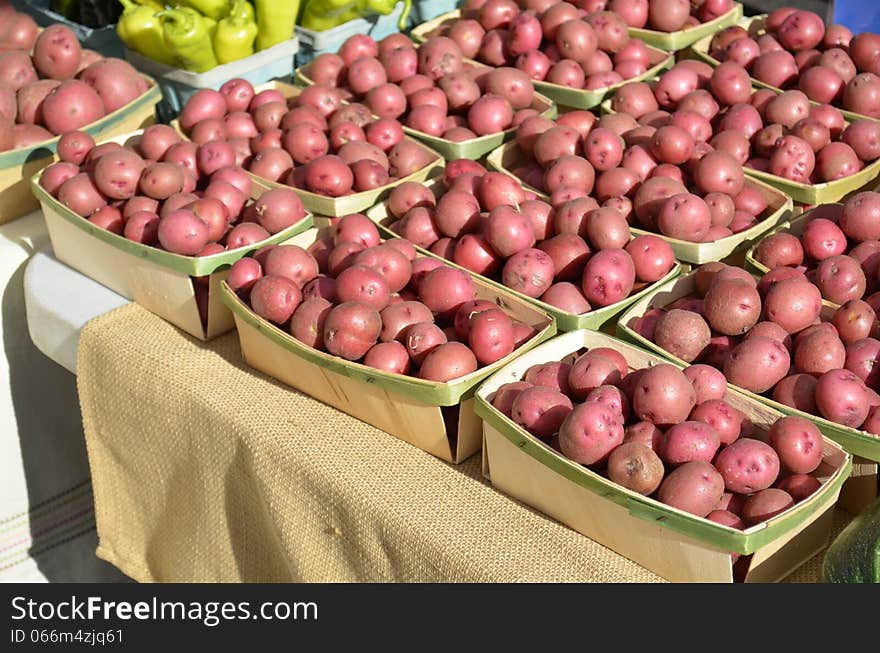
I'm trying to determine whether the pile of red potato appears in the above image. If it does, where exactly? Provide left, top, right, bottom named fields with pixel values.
left=379, top=160, right=676, bottom=313
left=710, top=7, right=880, bottom=118
left=608, top=59, right=880, bottom=186
left=508, top=83, right=779, bottom=244
left=38, top=124, right=307, bottom=255
left=423, top=0, right=736, bottom=90
left=305, top=32, right=547, bottom=143
left=0, top=7, right=152, bottom=151
left=178, top=78, right=438, bottom=197
left=630, top=193, right=880, bottom=436
left=489, top=349, right=828, bottom=532
left=226, top=213, right=542, bottom=382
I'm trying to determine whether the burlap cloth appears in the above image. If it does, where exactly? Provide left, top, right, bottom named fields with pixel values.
left=77, top=304, right=850, bottom=583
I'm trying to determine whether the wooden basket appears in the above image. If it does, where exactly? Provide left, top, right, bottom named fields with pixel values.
left=475, top=329, right=851, bottom=582
left=221, top=226, right=557, bottom=463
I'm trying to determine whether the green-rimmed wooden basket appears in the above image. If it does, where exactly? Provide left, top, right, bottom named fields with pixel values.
left=30, top=131, right=314, bottom=341
left=174, top=80, right=447, bottom=218
left=744, top=204, right=842, bottom=277
left=486, top=141, right=794, bottom=264
left=0, top=74, right=160, bottom=226
left=687, top=14, right=880, bottom=125
left=616, top=270, right=880, bottom=463
left=475, top=328, right=851, bottom=582
left=599, top=97, right=880, bottom=205
left=294, top=60, right=557, bottom=161
left=220, top=225, right=557, bottom=463
left=365, top=177, right=682, bottom=331
left=411, top=5, right=744, bottom=52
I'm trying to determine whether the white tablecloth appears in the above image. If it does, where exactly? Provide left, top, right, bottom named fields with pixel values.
left=1, top=213, right=128, bottom=582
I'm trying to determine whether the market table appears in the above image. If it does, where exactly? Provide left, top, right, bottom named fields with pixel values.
left=28, top=257, right=845, bottom=582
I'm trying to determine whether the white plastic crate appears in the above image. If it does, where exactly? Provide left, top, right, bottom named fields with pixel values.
left=294, top=2, right=405, bottom=67
left=125, top=37, right=299, bottom=121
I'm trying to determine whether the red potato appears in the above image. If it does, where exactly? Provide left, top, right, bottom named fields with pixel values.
left=323, top=301, right=382, bottom=361
left=335, top=265, right=392, bottom=310
left=763, top=276, right=823, bottom=334
left=418, top=342, right=479, bottom=381
left=56, top=130, right=94, bottom=165
left=38, top=161, right=79, bottom=196
left=467, top=308, right=514, bottom=364
left=87, top=205, right=122, bottom=234
left=833, top=300, right=879, bottom=344
left=659, top=421, right=722, bottom=465
left=625, top=235, right=674, bottom=283
left=690, top=399, right=743, bottom=446
left=187, top=197, right=228, bottom=243
left=776, top=472, right=821, bottom=501
left=220, top=78, right=256, bottom=113
left=657, top=461, right=725, bottom=518
left=485, top=205, right=536, bottom=257
left=78, top=58, right=145, bottom=113
left=768, top=416, right=824, bottom=475
left=418, top=266, right=476, bottom=319
left=815, top=368, right=871, bottom=427
left=139, top=162, right=184, bottom=201
left=541, top=282, right=591, bottom=314
left=715, top=438, right=781, bottom=495
left=491, top=381, right=533, bottom=417
left=302, top=277, right=337, bottom=303
left=524, top=361, right=572, bottom=394
left=157, top=209, right=209, bottom=256
left=580, top=249, right=635, bottom=308
left=363, top=341, right=411, bottom=375
left=605, top=441, right=664, bottom=495
left=501, top=248, right=555, bottom=298
left=753, top=233, right=804, bottom=270
left=57, top=173, right=105, bottom=217
left=654, top=309, right=711, bottom=363
left=290, top=298, right=333, bottom=350
left=92, top=149, right=145, bottom=200
left=741, top=488, right=794, bottom=526
left=225, top=223, right=271, bottom=250
left=558, top=400, right=624, bottom=465
left=586, top=384, right=630, bottom=421
left=632, top=364, right=696, bottom=426
left=380, top=300, right=435, bottom=344
left=684, top=364, right=728, bottom=404
left=32, top=25, right=81, bottom=80
left=724, top=337, right=791, bottom=394
left=0, top=51, right=37, bottom=92
left=249, top=275, right=302, bottom=325
left=252, top=188, right=306, bottom=235
left=227, top=257, right=263, bottom=299
left=815, top=255, right=866, bottom=305
left=624, top=421, right=663, bottom=452
left=40, top=80, right=103, bottom=135
left=404, top=321, right=447, bottom=364
left=264, top=246, right=319, bottom=289
left=511, top=384, right=577, bottom=440
left=568, top=352, right=623, bottom=401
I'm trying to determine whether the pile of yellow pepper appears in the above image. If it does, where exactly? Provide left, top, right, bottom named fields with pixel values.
left=117, top=0, right=300, bottom=72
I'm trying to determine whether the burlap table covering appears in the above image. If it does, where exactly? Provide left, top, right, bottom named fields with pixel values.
left=76, top=304, right=847, bottom=583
